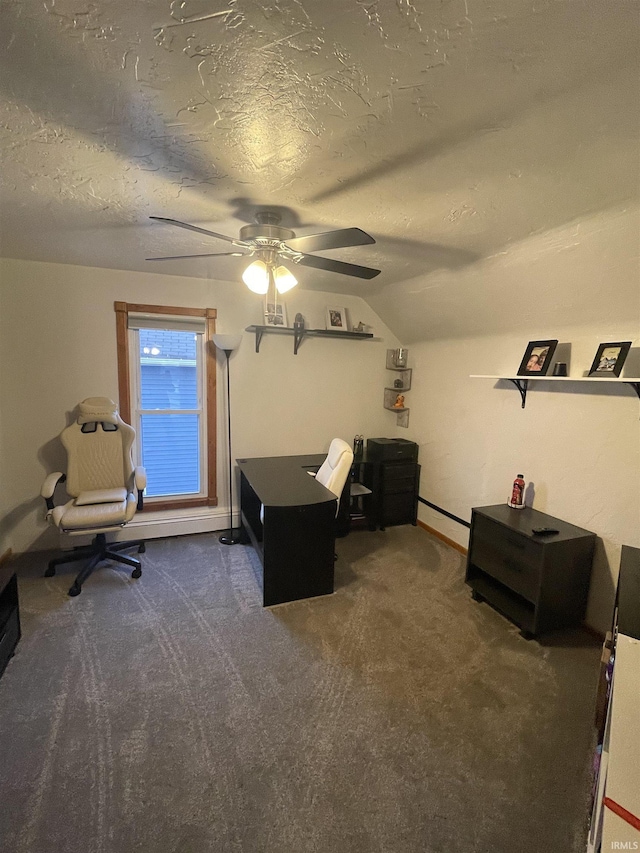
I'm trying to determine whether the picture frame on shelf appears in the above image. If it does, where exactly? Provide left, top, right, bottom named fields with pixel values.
left=326, top=306, right=348, bottom=331
left=588, top=341, right=632, bottom=377
left=265, top=302, right=287, bottom=327
left=517, top=339, right=558, bottom=376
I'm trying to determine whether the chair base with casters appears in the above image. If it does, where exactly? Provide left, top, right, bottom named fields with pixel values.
left=45, top=532, right=145, bottom=596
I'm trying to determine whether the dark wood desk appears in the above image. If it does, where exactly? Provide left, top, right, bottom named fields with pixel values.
left=237, top=454, right=338, bottom=607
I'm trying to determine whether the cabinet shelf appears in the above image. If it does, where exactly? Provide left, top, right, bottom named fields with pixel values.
left=246, top=325, right=373, bottom=354
left=471, top=374, right=640, bottom=408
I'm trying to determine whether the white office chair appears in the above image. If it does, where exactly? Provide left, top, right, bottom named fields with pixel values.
left=313, top=438, right=354, bottom=512
left=40, top=397, right=147, bottom=597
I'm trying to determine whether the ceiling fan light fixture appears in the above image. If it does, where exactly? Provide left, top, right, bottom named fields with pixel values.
left=274, top=265, right=298, bottom=293
left=242, top=259, right=269, bottom=294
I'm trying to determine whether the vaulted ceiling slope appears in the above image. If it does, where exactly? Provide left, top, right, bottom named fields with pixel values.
left=0, top=1, right=638, bottom=339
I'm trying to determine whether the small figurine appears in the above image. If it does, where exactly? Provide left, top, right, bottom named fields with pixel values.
left=393, top=394, right=405, bottom=409
left=353, top=321, right=366, bottom=333
left=294, top=312, right=305, bottom=331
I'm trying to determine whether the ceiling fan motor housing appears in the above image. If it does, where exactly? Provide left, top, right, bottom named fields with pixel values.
left=239, top=224, right=296, bottom=244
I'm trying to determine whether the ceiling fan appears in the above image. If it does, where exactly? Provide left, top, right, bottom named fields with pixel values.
left=146, top=210, right=381, bottom=294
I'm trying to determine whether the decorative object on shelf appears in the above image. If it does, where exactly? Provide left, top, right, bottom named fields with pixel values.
left=552, top=362, right=568, bottom=376
left=588, top=341, right=632, bottom=378
left=265, top=301, right=287, bottom=327
left=393, top=394, right=405, bottom=409
left=517, top=339, right=558, bottom=376
left=353, top=435, right=364, bottom=458
left=508, top=474, right=526, bottom=509
left=293, top=312, right=305, bottom=331
left=352, top=321, right=369, bottom=333
left=393, top=378, right=403, bottom=388
left=326, top=306, right=348, bottom=331
left=386, top=347, right=408, bottom=368
left=212, top=333, right=243, bottom=546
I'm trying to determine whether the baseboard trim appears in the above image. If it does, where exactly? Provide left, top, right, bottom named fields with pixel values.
left=417, top=520, right=468, bottom=556
left=0, top=548, right=12, bottom=567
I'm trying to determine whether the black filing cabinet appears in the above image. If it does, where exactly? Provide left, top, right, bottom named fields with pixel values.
left=365, top=460, right=420, bottom=530
left=0, top=562, right=20, bottom=678
left=466, top=504, right=596, bottom=638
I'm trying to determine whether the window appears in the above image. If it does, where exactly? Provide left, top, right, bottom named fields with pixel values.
left=114, top=303, right=218, bottom=510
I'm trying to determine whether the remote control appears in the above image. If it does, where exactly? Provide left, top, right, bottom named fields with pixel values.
left=531, top=527, right=559, bottom=536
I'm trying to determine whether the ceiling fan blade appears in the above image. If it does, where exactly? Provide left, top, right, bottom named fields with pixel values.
left=296, top=253, right=381, bottom=279
left=285, top=227, right=375, bottom=253
left=149, top=216, right=251, bottom=248
left=146, top=252, right=247, bottom=261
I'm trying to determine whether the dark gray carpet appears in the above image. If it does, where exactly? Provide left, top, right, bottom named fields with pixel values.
left=0, top=527, right=600, bottom=853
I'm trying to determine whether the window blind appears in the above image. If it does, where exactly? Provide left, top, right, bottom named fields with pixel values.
left=127, top=313, right=206, bottom=332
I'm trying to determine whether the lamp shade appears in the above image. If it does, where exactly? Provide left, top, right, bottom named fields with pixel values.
left=212, top=333, right=242, bottom=352
left=274, top=265, right=298, bottom=294
left=242, top=260, right=269, bottom=294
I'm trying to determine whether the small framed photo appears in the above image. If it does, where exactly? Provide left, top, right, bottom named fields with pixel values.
left=517, top=339, right=558, bottom=376
left=265, top=302, right=288, bottom=327
left=326, top=306, right=348, bottom=331
left=588, top=341, right=631, bottom=377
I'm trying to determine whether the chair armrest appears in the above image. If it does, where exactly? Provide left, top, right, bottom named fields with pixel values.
left=41, top=472, right=66, bottom=509
left=134, top=467, right=146, bottom=510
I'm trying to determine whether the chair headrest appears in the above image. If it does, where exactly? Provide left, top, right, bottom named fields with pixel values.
left=77, top=397, right=120, bottom=426
left=326, top=438, right=352, bottom=469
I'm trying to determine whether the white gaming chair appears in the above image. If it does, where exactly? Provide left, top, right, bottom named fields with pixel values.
left=41, top=397, right=147, bottom=597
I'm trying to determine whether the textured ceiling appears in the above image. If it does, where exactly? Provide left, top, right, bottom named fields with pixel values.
left=0, top=1, right=638, bottom=332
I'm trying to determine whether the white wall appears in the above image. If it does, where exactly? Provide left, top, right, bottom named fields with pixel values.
left=370, top=205, right=639, bottom=344
left=0, top=257, right=398, bottom=554
left=401, top=333, right=638, bottom=636
left=381, top=203, right=640, bottom=634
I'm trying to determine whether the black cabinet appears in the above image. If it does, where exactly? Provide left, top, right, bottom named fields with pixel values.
left=466, top=504, right=596, bottom=638
left=365, top=460, right=420, bottom=530
left=0, top=562, right=20, bottom=679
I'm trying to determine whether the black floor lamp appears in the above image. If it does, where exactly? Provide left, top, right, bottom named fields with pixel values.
left=213, top=333, right=243, bottom=545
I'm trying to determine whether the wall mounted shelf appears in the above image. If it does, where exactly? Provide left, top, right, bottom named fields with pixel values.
left=471, top=375, right=640, bottom=408
left=385, top=350, right=412, bottom=427
left=245, top=325, right=373, bottom=355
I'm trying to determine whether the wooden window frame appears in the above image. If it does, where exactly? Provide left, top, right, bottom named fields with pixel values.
left=114, top=302, right=218, bottom=511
